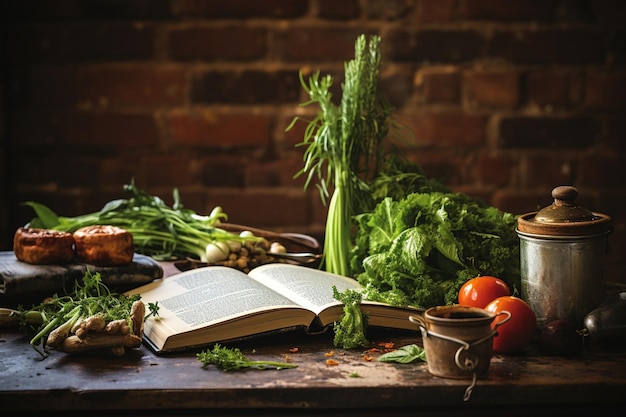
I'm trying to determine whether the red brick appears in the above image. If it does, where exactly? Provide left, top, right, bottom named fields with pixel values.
left=365, top=0, right=413, bottom=20
left=206, top=188, right=311, bottom=227
left=380, top=69, right=414, bottom=108
left=9, top=22, right=154, bottom=63
left=488, top=29, right=605, bottom=65
left=491, top=189, right=552, bottom=216
left=407, top=111, right=487, bottom=147
left=415, top=0, right=457, bottom=23
left=171, top=0, right=308, bottom=19
left=386, top=29, right=484, bottom=63
left=319, top=0, right=359, bottom=19
left=12, top=110, right=160, bottom=148
left=48, top=154, right=102, bottom=187
left=140, top=155, right=195, bottom=188
left=30, top=65, right=186, bottom=108
left=527, top=71, right=577, bottom=108
left=80, top=65, right=186, bottom=107
left=100, top=156, right=146, bottom=188
left=65, top=112, right=161, bottom=147
left=168, top=110, right=272, bottom=148
left=418, top=68, right=461, bottom=104
left=191, top=70, right=300, bottom=104
left=465, top=0, right=559, bottom=21
left=498, top=117, right=600, bottom=149
left=278, top=27, right=370, bottom=62
left=525, top=155, right=579, bottom=188
left=244, top=156, right=308, bottom=188
left=584, top=72, right=626, bottom=110
left=464, top=71, right=520, bottom=108
left=169, top=27, right=267, bottom=61
left=9, top=0, right=173, bottom=20
left=199, top=156, right=246, bottom=188
left=579, top=155, right=626, bottom=188
left=281, top=112, right=313, bottom=148
left=474, top=153, right=514, bottom=187
left=404, top=150, right=469, bottom=186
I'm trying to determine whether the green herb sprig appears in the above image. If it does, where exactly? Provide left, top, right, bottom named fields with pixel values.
left=197, top=344, right=297, bottom=371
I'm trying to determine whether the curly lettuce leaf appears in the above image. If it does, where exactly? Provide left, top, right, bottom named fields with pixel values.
left=352, top=191, right=519, bottom=309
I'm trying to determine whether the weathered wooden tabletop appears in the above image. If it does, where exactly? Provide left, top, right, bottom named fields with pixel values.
left=2, top=325, right=625, bottom=416
left=1, top=262, right=625, bottom=416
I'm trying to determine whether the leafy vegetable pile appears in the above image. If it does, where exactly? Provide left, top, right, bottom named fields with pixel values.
left=24, top=180, right=257, bottom=262
left=351, top=192, right=520, bottom=309
left=289, top=33, right=520, bottom=343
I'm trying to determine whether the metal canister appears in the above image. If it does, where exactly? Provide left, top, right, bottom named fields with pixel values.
left=516, top=186, right=612, bottom=328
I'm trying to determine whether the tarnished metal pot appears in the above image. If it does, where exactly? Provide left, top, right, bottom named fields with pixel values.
left=517, top=186, right=612, bottom=328
left=409, top=305, right=510, bottom=380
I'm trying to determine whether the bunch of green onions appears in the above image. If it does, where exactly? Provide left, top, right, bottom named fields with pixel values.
left=24, top=180, right=256, bottom=262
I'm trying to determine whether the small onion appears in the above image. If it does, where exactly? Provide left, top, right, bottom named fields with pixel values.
left=205, top=241, right=231, bottom=263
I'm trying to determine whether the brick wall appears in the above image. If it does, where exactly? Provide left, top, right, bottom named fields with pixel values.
left=2, top=0, right=625, bottom=282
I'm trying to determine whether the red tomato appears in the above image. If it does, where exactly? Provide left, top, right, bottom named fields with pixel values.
left=485, top=296, right=537, bottom=354
left=457, top=276, right=511, bottom=308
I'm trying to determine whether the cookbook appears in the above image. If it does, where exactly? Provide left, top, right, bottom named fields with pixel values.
left=125, top=263, right=419, bottom=353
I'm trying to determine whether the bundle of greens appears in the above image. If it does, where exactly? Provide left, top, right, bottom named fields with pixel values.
left=288, top=34, right=393, bottom=276
left=351, top=192, right=520, bottom=309
left=23, top=180, right=256, bottom=262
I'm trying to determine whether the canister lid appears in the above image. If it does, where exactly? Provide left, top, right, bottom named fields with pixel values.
left=517, top=186, right=612, bottom=236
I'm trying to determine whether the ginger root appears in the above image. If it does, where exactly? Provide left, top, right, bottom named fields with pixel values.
left=60, top=332, right=142, bottom=355
left=46, top=301, right=146, bottom=356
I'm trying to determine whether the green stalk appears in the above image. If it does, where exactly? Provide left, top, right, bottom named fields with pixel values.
left=290, top=34, right=391, bottom=276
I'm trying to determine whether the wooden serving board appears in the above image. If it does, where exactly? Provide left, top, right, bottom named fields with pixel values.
left=0, top=251, right=163, bottom=304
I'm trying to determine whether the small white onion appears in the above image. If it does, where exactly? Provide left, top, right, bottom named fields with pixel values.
left=205, top=241, right=231, bottom=263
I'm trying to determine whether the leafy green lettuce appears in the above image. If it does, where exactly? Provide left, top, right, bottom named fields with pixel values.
left=350, top=192, right=520, bottom=309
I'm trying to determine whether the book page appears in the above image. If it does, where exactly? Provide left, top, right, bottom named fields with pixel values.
left=248, top=263, right=421, bottom=331
left=127, top=266, right=307, bottom=333
left=247, top=263, right=363, bottom=315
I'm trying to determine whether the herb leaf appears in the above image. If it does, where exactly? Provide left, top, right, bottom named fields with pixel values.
left=378, top=344, right=427, bottom=364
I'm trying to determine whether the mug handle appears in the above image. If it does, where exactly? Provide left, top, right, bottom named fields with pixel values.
left=409, top=315, right=426, bottom=328
left=493, top=310, right=512, bottom=330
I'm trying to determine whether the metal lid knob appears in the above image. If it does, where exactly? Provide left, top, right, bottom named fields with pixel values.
left=517, top=185, right=612, bottom=237
left=535, top=186, right=596, bottom=223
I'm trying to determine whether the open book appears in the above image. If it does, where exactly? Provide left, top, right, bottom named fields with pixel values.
left=125, top=263, right=420, bottom=353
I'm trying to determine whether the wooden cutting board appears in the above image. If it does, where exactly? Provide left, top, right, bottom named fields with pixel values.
left=0, top=251, right=163, bottom=302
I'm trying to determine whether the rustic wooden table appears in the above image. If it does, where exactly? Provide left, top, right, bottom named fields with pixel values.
left=1, top=263, right=625, bottom=416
